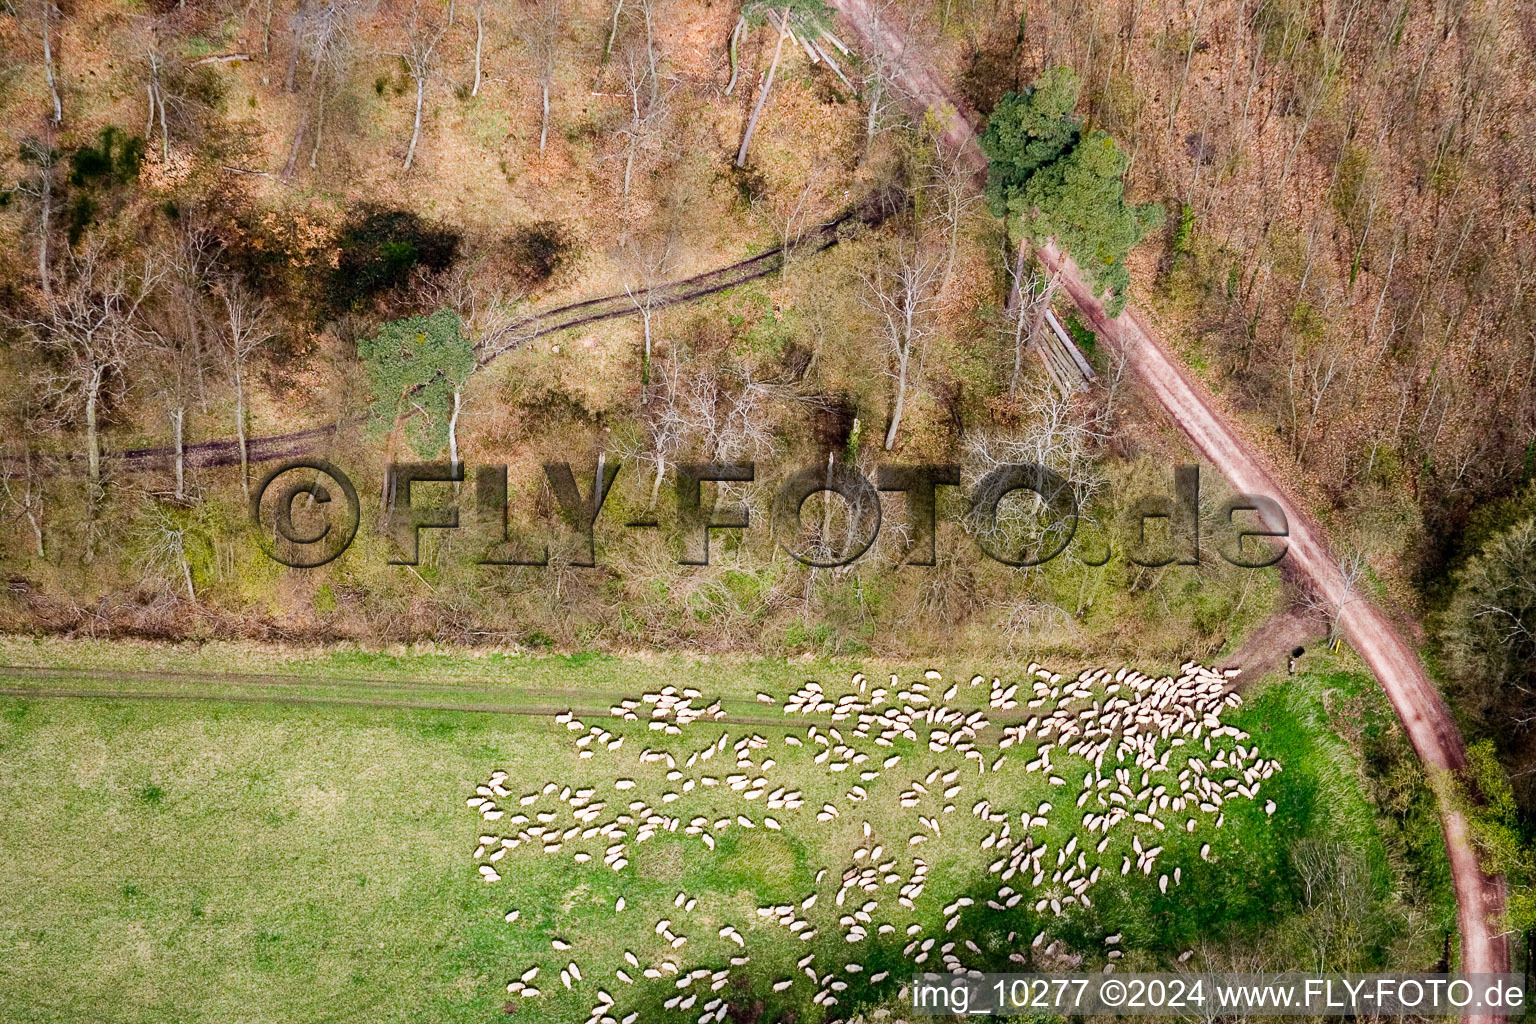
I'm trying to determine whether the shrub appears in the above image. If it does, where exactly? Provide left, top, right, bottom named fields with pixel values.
left=503, top=220, right=573, bottom=289
left=328, top=208, right=460, bottom=312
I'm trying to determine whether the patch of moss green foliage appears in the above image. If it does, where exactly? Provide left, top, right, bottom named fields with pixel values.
left=358, top=310, right=475, bottom=458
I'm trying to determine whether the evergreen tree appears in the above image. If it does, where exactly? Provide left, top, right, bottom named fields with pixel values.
left=980, top=67, right=1163, bottom=316
left=980, top=65, right=1081, bottom=208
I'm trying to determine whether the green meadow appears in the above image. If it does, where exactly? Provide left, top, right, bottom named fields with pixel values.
left=0, top=640, right=1447, bottom=1023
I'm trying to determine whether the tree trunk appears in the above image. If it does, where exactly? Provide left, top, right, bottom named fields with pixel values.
left=26, top=462, right=45, bottom=558
left=280, top=107, right=310, bottom=180
left=1006, top=239, right=1030, bottom=397
left=234, top=363, right=250, bottom=497
left=42, top=0, right=62, bottom=125
left=472, top=4, right=484, bottom=95
left=157, top=79, right=170, bottom=162
left=539, top=80, right=551, bottom=153
left=36, top=152, right=52, bottom=301
left=310, top=91, right=327, bottom=169
left=884, top=337, right=909, bottom=450
left=85, top=379, right=101, bottom=492
left=820, top=450, right=833, bottom=541
left=641, top=306, right=652, bottom=387
left=1369, top=231, right=1402, bottom=357
left=1166, top=0, right=1206, bottom=138
left=942, top=202, right=961, bottom=293
left=724, top=17, right=744, bottom=95
left=1009, top=304, right=1027, bottom=398
left=172, top=405, right=186, bottom=501
left=285, top=0, right=309, bottom=92
left=863, top=73, right=880, bottom=155
left=448, top=388, right=462, bottom=477
left=404, top=74, right=426, bottom=170
left=2, top=454, right=45, bottom=558
left=261, top=0, right=274, bottom=68
left=180, top=540, right=195, bottom=599
left=649, top=455, right=665, bottom=508
left=735, top=8, right=791, bottom=167
left=1030, top=270, right=1061, bottom=344
left=1121, top=0, right=1145, bottom=72
left=604, top=0, right=624, bottom=60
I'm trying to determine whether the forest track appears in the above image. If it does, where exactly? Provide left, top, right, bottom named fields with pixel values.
left=0, top=209, right=870, bottom=478
left=832, top=0, right=1511, bottom=995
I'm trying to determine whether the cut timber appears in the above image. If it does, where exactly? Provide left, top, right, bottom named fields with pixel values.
left=1005, top=240, right=1092, bottom=397
left=1046, top=310, right=1096, bottom=383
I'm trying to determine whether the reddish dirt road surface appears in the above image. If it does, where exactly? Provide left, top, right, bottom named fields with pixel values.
left=835, top=0, right=1511, bottom=992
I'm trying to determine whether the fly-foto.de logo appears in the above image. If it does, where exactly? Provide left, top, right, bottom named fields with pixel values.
left=250, top=459, right=1289, bottom=571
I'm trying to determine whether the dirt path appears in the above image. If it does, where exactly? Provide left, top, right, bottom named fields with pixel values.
left=0, top=661, right=1042, bottom=732
left=1220, top=605, right=1326, bottom=687
left=832, top=3, right=1511, bottom=990
left=1045, top=243, right=1510, bottom=980
left=0, top=662, right=799, bottom=728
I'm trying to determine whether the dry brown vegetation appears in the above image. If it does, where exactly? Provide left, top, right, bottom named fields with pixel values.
left=0, top=0, right=1527, bottom=677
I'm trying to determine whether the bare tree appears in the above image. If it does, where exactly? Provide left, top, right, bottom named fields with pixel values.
left=523, top=0, right=562, bottom=155
left=138, top=506, right=197, bottom=601
left=11, top=137, right=58, bottom=301
left=392, top=3, right=447, bottom=171
left=0, top=395, right=49, bottom=558
left=962, top=388, right=1106, bottom=573
left=220, top=281, right=275, bottom=496
left=610, top=1, right=672, bottom=202
left=23, top=248, right=161, bottom=549
left=1164, top=0, right=1207, bottom=140
left=1300, top=550, right=1368, bottom=643
left=145, top=227, right=223, bottom=501
left=928, top=145, right=983, bottom=294
left=866, top=238, right=941, bottom=450
left=143, top=41, right=173, bottom=164
left=39, top=0, right=63, bottom=125
left=280, top=0, right=362, bottom=178
left=1001, top=240, right=1032, bottom=398
left=1286, top=340, right=1345, bottom=467
left=767, top=156, right=830, bottom=283
left=620, top=223, right=681, bottom=393
left=854, top=3, right=902, bottom=158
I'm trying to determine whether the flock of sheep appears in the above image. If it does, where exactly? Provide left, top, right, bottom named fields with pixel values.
left=463, top=662, right=1280, bottom=1022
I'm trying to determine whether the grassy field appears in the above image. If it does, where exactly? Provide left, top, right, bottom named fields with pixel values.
left=0, top=640, right=1438, bottom=1023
